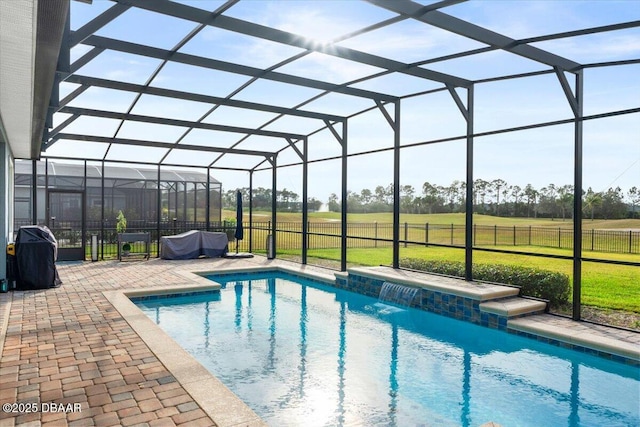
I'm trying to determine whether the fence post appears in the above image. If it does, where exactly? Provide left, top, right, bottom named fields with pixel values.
left=404, top=222, right=408, bottom=248
left=528, top=225, right=531, bottom=246
left=494, top=225, right=497, bottom=246
left=591, top=229, right=594, bottom=251
left=630, top=230, right=633, bottom=254
left=558, top=227, right=561, bottom=248
left=425, top=222, right=429, bottom=246
left=513, top=225, right=516, bottom=246
left=374, top=221, right=378, bottom=248
left=451, top=223, right=454, bottom=245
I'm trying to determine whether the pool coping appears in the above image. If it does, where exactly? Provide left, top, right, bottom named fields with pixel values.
left=103, top=263, right=336, bottom=427
left=345, top=266, right=520, bottom=301
left=508, top=316, right=640, bottom=363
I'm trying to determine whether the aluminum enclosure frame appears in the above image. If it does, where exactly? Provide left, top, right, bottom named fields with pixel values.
left=28, top=0, right=640, bottom=322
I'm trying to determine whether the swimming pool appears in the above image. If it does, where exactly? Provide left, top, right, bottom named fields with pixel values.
left=134, top=271, right=639, bottom=426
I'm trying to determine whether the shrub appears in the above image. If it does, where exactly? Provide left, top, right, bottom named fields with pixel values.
left=116, top=210, right=127, bottom=234
left=400, top=258, right=570, bottom=308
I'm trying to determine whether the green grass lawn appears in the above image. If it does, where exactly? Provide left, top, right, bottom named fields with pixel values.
left=277, top=245, right=640, bottom=313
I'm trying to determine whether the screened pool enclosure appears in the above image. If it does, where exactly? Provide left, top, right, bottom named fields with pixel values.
left=7, top=0, right=639, bottom=322
left=14, top=159, right=223, bottom=260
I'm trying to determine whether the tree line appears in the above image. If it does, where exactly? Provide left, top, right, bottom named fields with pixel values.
left=222, top=187, right=322, bottom=212
left=331, top=181, right=639, bottom=220
left=223, top=182, right=639, bottom=220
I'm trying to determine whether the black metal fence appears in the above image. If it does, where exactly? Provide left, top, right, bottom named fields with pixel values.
left=14, top=220, right=639, bottom=259
left=259, top=222, right=639, bottom=255
left=15, top=219, right=239, bottom=260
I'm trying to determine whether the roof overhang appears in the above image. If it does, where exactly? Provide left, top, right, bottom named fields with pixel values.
left=0, top=0, right=68, bottom=159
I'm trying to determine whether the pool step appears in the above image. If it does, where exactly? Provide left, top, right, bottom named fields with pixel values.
left=480, top=297, right=547, bottom=318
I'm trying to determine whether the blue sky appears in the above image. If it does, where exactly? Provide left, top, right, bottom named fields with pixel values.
left=51, top=0, right=640, bottom=202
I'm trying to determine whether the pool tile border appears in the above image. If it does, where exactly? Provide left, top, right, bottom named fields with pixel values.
left=508, top=316, right=640, bottom=366
left=336, top=267, right=639, bottom=366
left=335, top=269, right=513, bottom=330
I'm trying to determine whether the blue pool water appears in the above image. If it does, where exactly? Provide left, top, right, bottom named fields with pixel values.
left=134, top=272, right=639, bottom=426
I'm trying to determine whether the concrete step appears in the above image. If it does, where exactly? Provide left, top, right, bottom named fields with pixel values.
left=480, top=297, right=547, bottom=318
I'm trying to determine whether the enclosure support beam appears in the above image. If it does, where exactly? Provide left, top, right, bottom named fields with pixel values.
left=58, top=106, right=306, bottom=141
left=47, top=114, right=79, bottom=142
left=323, top=120, right=348, bottom=270
left=464, top=86, right=475, bottom=281
left=283, top=137, right=308, bottom=262
left=249, top=170, right=253, bottom=253
left=555, top=67, right=584, bottom=319
left=82, top=34, right=396, bottom=102
left=44, top=159, right=49, bottom=229
left=182, top=182, right=187, bottom=225
left=555, top=68, right=579, bottom=117
left=446, top=84, right=470, bottom=122
left=31, top=160, right=38, bottom=224
left=53, top=133, right=274, bottom=158
left=157, top=165, right=161, bottom=258
left=369, top=0, right=580, bottom=71
left=121, top=0, right=470, bottom=88
left=65, top=75, right=346, bottom=123
left=83, top=161, right=87, bottom=261
left=375, top=100, right=401, bottom=269
left=206, top=168, right=211, bottom=232
left=302, top=138, right=309, bottom=265
left=571, top=71, right=584, bottom=321
left=58, top=85, right=89, bottom=110
left=270, top=155, right=277, bottom=259
left=393, top=101, right=401, bottom=268
left=70, top=2, right=130, bottom=47
left=101, top=161, right=105, bottom=260
left=341, top=122, right=348, bottom=272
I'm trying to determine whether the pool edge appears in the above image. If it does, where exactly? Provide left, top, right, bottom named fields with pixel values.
left=103, top=274, right=268, bottom=427
left=102, top=264, right=337, bottom=427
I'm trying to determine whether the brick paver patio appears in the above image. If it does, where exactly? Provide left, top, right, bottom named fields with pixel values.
left=1, top=256, right=637, bottom=426
left=0, top=257, right=281, bottom=427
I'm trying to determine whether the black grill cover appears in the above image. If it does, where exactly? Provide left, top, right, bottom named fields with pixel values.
left=15, top=226, right=62, bottom=290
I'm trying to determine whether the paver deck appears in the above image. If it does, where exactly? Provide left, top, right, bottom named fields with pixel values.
left=0, top=257, right=638, bottom=426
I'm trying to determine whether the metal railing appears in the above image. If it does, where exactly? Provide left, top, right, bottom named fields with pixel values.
left=13, top=220, right=639, bottom=259
left=257, top=222, right=639, bottom=254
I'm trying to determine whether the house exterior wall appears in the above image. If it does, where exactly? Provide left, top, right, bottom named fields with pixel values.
left=0, top=140, right=14, bottom=281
